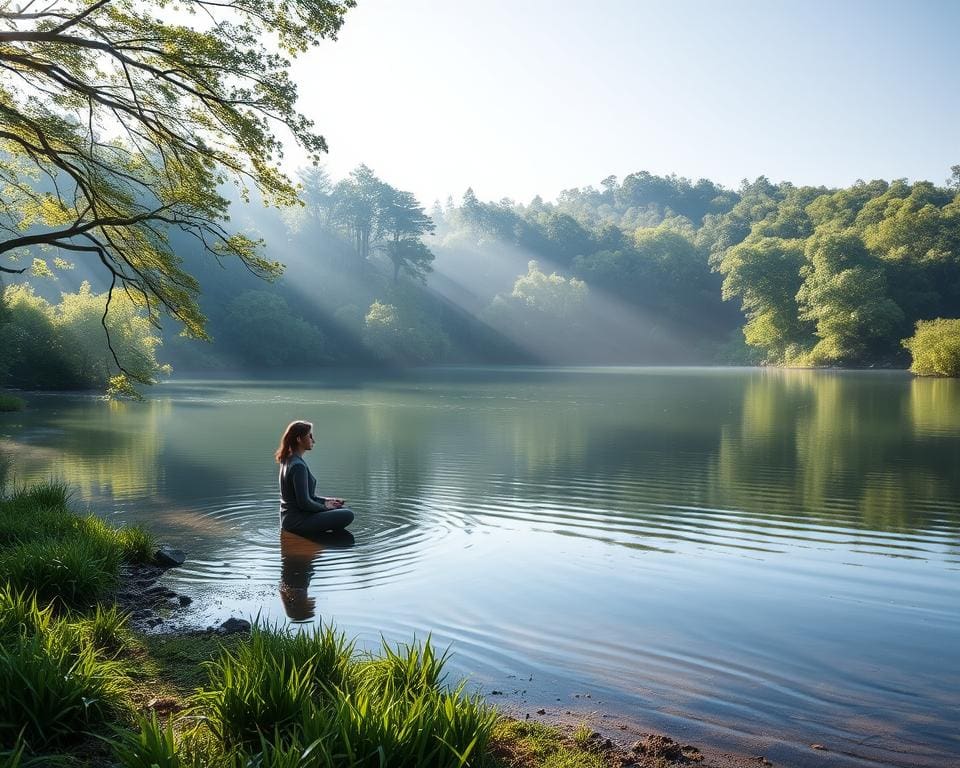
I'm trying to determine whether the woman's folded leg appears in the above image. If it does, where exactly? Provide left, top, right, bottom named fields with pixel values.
left=282, top=508, right=354, bottom=536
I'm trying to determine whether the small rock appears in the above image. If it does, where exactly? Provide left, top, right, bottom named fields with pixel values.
left=177, top=594, right=193, bottom=606
left=147, top=697, right=182, bottom=713
left=811, top=744, right=826, bottom=751
left=155, top=545, right=187, bottom=567
left=146, top=617, right=163, bottom=628
left=219, top=617, right=251, bottom=634
left=536, top=708, right=546, bottom=715
left=490, top=690, right=503, bottom=695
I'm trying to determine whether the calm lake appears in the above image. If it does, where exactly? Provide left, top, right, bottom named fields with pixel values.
left=1, top=367, right=958, bottom=767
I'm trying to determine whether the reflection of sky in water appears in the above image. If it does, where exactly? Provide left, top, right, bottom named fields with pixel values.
left=1, top=368, right=959, bottom=768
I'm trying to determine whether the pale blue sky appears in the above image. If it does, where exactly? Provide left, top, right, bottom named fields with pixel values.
left=292, top=0, right=959, bottom=205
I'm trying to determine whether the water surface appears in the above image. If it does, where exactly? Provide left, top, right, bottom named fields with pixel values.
left=1, top=368, right=958, bottom=767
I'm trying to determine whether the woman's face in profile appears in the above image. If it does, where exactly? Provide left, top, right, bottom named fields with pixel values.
left=298, top=430, right=315, bottom=452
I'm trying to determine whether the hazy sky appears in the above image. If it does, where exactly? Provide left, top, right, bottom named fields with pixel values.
left=291, top=0, right=959, bottom=205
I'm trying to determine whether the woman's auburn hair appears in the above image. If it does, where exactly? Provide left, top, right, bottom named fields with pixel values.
left=276, top=420, right=312, bottom=464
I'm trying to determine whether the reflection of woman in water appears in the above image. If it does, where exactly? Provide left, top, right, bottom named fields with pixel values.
left=275, top=420, right=354, bottom=536
left=280, top=528, right=354, bottom=621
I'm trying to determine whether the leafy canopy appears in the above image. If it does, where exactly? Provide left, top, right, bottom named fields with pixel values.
left=0, top=0, right=354, bottom=379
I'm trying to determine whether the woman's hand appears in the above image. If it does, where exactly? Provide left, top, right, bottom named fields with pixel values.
left=325, top=498, right=345, bottom=510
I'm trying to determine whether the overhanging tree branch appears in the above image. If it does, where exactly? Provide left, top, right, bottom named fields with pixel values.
left=0, top=0, right=354, bottom=383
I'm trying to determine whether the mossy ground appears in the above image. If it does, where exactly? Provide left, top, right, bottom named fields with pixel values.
left=488, top=720, right=611, bottom=768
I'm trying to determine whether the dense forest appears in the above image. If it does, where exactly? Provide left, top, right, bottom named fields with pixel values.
left=3, top=165, right=960, bottom=389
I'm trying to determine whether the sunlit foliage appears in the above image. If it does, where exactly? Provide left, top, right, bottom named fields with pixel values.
left=1, top=282, right=168, bottom=390
left=0, top=0, right=354, bottom=382
left=7, top=157, right=960, bottom=377
left=363, top=300, right=449, bottom=364
left=903, top=318, right=960, bottom=377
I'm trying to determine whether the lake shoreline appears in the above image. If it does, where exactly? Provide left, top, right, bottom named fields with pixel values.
left=0, top=361, right=935, bottom=399
left=120, top=560, right=915, bottom=768
left=118, top=558, right=764, bottom=767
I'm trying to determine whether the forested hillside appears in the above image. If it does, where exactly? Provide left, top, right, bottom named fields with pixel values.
left=3, top=165, right=960, bottom=387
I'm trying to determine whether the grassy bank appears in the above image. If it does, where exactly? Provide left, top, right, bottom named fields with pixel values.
left=0, top=393, right=25, bottom=412
left=0, top=482, right=617, bottom=768
left=0, top=481, right=152, bottom=607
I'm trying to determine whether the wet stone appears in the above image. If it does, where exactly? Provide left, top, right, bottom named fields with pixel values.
left=155, top=546, right=187, bottom=567
left=219, top=617, right=251, bottom=635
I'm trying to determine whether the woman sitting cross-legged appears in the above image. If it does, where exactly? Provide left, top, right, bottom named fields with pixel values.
left=276, top=420, right=354, bottom=536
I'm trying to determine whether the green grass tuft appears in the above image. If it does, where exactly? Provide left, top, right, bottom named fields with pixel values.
left=0, top=480, right=148, bottom=607
left=572, top=722, right=593, bottom=749
left=352, top=635, right=450, bottom=700
left=0, top=733, right=74, bottom=768
left=0, top=584, right=53, bottom=640
left=0, top=631, right=128, bottom=748
left=193, top=624, right=352, bottom=747
left=0, top=735, right=28, bottom=768
left=108, top=711, right=192, bottom=768
left=0, top=535, right=120, bottom=607
left=8, top=480, right=71, bottom=509
left=74, top=604, right=133, bottom=658
left=189, top=625, right=496, bottom=767
left=115, top=524, right=155, bottom=563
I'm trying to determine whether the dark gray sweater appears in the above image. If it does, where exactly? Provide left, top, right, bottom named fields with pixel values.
left=279, top=455, right=326, bottom=520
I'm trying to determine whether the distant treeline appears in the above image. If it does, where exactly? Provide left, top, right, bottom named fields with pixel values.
left=3, top=166, right=960, bottom=388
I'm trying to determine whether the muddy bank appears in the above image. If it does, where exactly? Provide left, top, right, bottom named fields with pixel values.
left=486, top=684, right=942, bottom=768
left=493, top=699, right=781, bottom=768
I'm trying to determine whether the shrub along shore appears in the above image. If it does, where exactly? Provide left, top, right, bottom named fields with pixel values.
left=0, top=393, right=24, bottom=412
left=0, top=481, right=698, bottom=768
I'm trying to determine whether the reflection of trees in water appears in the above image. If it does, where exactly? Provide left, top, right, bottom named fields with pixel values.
left=0, top=398, right=169, bottom=499
left=715, top=373, right=960, bottom=535
left=487, top=374, right=745, bottom=477
left=909, top=378, right=960, bottom=436
left=7, top=372, right=958, bottom=550
left=356, top=396, right=435, bottom=513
